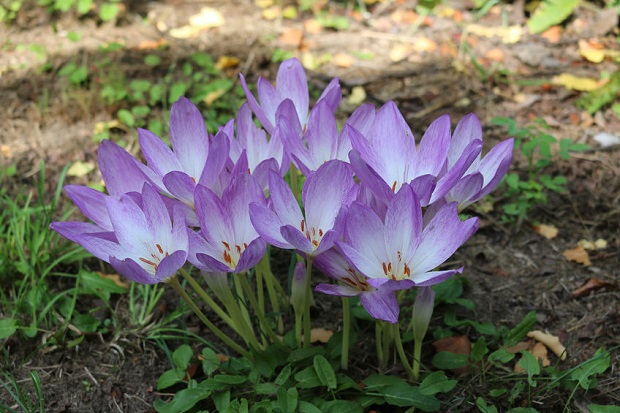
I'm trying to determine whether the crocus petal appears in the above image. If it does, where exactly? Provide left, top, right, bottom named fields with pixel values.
left=415, top=114, right=450, bottom=177
left=141, top=183, right=173, bottom=246
left=412, top=268, right=462, bottom=286
left=346, top=104, right=376, bottom=137
left=235, top=237, right=266, bottom=273
left=315, top=283, right=360, bottom=297
left=105, top=193, right=150, bottom=248
left=305, top=100, right=339, bottom=166
left=240, top=73, right=272, bottom=134
left=360, top=288, right=400, bottom=324
left=385, top=185, right=422, bottom=262
left=316, top=77, right=341, bottom=114
left=267, top=171, right=304, bottom=227
left=169, top=97, right=209, bottom=180
left=408, top=175, right=436, bottom=207
left=187, top=230, right=223, bottom=270
left=163, top=171, right=196, bottom=205
left=223, top=173, right=264, bottom=246
left=280, top=224, right=314, bottom=254
left=277, top=58, right=309, bottom=126
left=252, top=158, right=280, bottom=190
left=64, top=185, right=112, bottom=230
left=473, top=138, right=514, bottom=197
left=447, top=173, right=484, bottom=205
left=431, top=138, right=482, bottom=204
left=348, top=149, right=394, bottom=203
left=110, top=257, right=161, bottom=284
left=195, top=252, right=233, bottom=273
left=199, top=130, right=230, bottom=187
left=371, top=102, right=416, bottom=178
left=257, top=77, right=280, bottom=128
left=98, top=140, right=154, bottom=196
left=249, top=202, right=289, bottom=248
left=194, top=184, right=233, bottom=246
left=448, top=113, right=483, bottom=168
left=410, top=203, right=478, bottom=274
left=50, top=222, right=120, bottom=261
left=138, top=128, right=182, bottom=178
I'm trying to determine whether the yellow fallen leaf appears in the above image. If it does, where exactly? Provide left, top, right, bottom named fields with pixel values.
left=67, top=161, right=95, bottom=177
left=389, top=44, right=412, bottom=62
left=532, top=224, right=558, bottom=239
left=413, top=37, right=437, bottom=53
left=204, top=89, right=227, bottom=106
left=333, top=52, right=354, bottom=68
left=514, top=342, right=551, bottom=372
left=97, top=272, right=130, bottom=289
left=578, top=238, right=608, bottom=250
left=579, top=39, right=605, bottom=64
left=189, top=7, right=225, bottom=29
left=216, top=55, right=240, bottom=70
left=93, top=120, right=119, bottom=134
left=563, top=245, right=591, bottom=266
left=169, top=25, right=201, bottom=39
left=262, top=5, right=281, bottom=20
left=467, top=24, right=522, bottom=44
left=310, top=328, right=333, bottom=343
left=282, top=5, right=297, bottom=19
left=255, top=0, right=273, bottom=8
left=527, top=330, right=567, bottom=360
left=348, top=86, right=366, bottom=106
left=551, top=74, right=602, bottom=92
left=301, top=52, right=331, bottom=70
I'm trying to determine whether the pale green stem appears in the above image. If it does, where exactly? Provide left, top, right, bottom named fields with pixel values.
left=178, top=268, right=233, bottom=327
left=393, top=323, right=415, bottom=381
left=303, top=256, right=314, bottom=348
left=237, top=272, right=280, bottom=345
left=234, top=273, right=251, bottom=327
left=294, top=311, right=303, bottom=348
left=413, top=338, right=423, bottom=381
left=341, top=297, right=351, bottom=370
left=376, top=322, right=384, bottom=370
left=256, top=268, right=265, bottom=319
left=168, top=277, right=251, bottom=359
left=257, top=254, right=284, bottom=334
left=218, top=277, right=261, bottom=351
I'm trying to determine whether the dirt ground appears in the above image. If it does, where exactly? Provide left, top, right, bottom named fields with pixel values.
left=1, top=0, right=619, bottom=411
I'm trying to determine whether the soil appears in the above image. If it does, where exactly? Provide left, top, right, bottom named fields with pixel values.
left=1, top=0, right=619, bottom=412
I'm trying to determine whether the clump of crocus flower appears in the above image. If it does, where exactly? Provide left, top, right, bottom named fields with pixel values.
left=51, top=57, right=513, bottom=380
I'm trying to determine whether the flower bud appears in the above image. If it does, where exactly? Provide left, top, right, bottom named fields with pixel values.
left=412, top=287, right=435, bottom=343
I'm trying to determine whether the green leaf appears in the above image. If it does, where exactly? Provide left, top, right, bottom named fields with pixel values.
left=213, top=389, right=230, bottom=411
left=201, top=348, right=220, bottom=375
left=157, top=368, right=185, bottom=390
left=211, top=374, right=247, bottom=385
left=419, top=371, right=457, bottom=395
left=431, top=352, right=469, bottom=370
left=323, top=400, right=364, bottom=413
left=169, top=82, right=188, bottom=105
left=153, top=387, right=212, bottom=413
left=254, top=382, right=278, bottom=395
left=313, top=355, right=337, bottom=389
left=503, top=311, right=537, bottom=346
left=488, top=388, right=507, bottom=397
left=277, top=386, right=298, bottom=413
left=71, top=313, right=101, bottom=333
left=294, top=366, right=322, bottom=389
left=471, top=336, right=489, bottom=362
left=488, top=348, right=515, bottom=364
left=507, top=408, right=540, bottom=413
left=0, top=318, right=17, bottom=339
left=298, top=401, right=322, bottom=413
left=381, top=382, right=441, bottom=411
left=588, top=404, right=620, bottom=413
left=275, top=364, right=292, bottom=385
left=69, top=65, right=88, bottom=84
left=226, top=399, right=249, bottom=413
left=172, top=344, right=193, bottom=370
left=54, top=0, right=75, bottom=12
left=130, top=79, right=151, bottom=93
left=144, top=54, right=162, bottom=66
left=527, top=0, right=580, bottom=34
left=517, top=350, right=540, bottom=387
left=117, top=109, right=135, bottom=127
left=99, top=2, right=119, bottom=22
left=76, top=0, right=91, bottom=14
left=569, top=348, right=610, bottom=390
left=476, top=397, right=499, bottom=413
left=78, top=270, right=127, bottom=301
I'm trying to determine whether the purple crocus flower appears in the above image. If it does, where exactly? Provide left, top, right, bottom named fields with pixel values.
left=222, top=103, right=288, bottom=190
left=348, top=102, right=483, bottom=206
left=442, top=114, right=514, bottom=209
left=51, top=183, right=189, bottom=284
left=315, top=248, right=400, bottom=323
left=98, top=140, right=158, bottom=197
left=279, top=99, right=354, bottom=176
left=188, top=173, right=267, bottom=273
left=239, top=58, right=341, bottom=135
left=250, top=160, right=358, bottom=257
left=336, top=183, right=479, bottom=294
left=138, top=97, right=229, bottom=205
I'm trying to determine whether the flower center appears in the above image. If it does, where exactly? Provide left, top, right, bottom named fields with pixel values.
left=300, top=219, right=324, bottom=249
left=381, top=250, right=411, bottom=281
left=221, top=240, right=248, bottom=269
left=139, top=243, right=169, bottom=274
left=340, top=266, right=370, bottom=292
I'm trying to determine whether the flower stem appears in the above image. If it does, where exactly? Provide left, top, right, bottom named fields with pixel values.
left=168, top=277, right=251, bottom=359
left=178, top=268, right=233, bottom=327
left=393, top=323, right=415, bottom=380
left=376, top=322, right=385, bottom=370
left=341, top=296, right=350, bottom=370
left=237, top=272, right=280, bottom=345
left=413, top=338, right=423, bottom=381
left=303, top=256, right=314, bottom=348
left=257, top=254, right=283, bottom=334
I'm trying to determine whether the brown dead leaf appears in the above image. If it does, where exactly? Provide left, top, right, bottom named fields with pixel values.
left=262, top=5, right=281, bottom=20
left=467, top=24, right=522, bottom=44
left=514, top=342, right=550, bottom=372
left=215, top=55, right=240, bottom=70
left=577, top=238, right=607, bottom=250
left=133, top=39, right=168, bottom=50
left=527, top=330, right=567, bottom=360
left=279, top=28, right=304, bottom=47
left=389, top=44, right=412, bottom=62
left=433, top=335, right=471, bottom=374
left=485, top=48, right=504, bottom=62
left=563, top=245, right=591, bottom=266
left=333, top=52, right=354, bottom=68
left=189, top=7, right=225, bottom=29
left=310, top=328, right=333, bottom=343
left=540, top=26, right=561, bottom=43
left=571, top=277, right=616, bottom=299
left=97, top=272, right=130, bottom=289
left=204, top=89, right=227, bottom=106
left=532, top=223, right=558, bottom=239
left=505, top=340, right=531, bottom=354
left=413, top=37, right=437, bottom=53
left=304, top=18, right=322, bottom=34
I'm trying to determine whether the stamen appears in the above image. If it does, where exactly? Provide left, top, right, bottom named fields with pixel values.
left=318, top=229, right=323, bottom=237
left=243, top=242, right=248, bottom=249
left=222, top=241, right=231, bottom=250
left=391, top=181, right=397, bottom=192
left=236, top=245, right=242, bottom=254
left=156, top=244, right=164, bottom=254
left=139, top=257, right=159, bottom=270
left=312, top=240, right=319, bottom=247
left=191, top=177, right=197, bottom=184
left=223, top=250, right=232, bottom=265
left=404, top=264, right=411, bottom=277
left=312, top=228, right=316, bottom=236
left=382, top=262, right=388, bottom=275
left=301, top=220, right=305, bottom=232
left=387, top=262, right=392, bottom=273
left=397, top=251, right=402, bottom=262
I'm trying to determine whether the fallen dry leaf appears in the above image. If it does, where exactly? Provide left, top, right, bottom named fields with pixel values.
left=310, top=328, right=333, bottom=343
left=262, top=5, right=281, bottom=20
left=467, top=24, right=522, bottom=44
left=97, top=272, right=130, bottom=289
left=279, top=28, right=304, bottom=47
left=215, top=55, right=240, bottom=70
left=67, top=161, right=95, bottom=177
left=189, top=7, right=225, bottom=29
left=579, top=39, right=606, bottom=64
left=333, top=52, right=354, bottom=68
left=389, top=44, right=412, bottom=62
left=433, top=335, right=471, bottom=374
left=169, top=25, right=201, bottom=39
left=540, top=26, right=561, bottom=43
left=577, top=238, right=607, bottom=250
left=304, top=18, right=322, bottom=34
left=532, top=223, right=558, bottom=239
left=571, top=277, right=616, bottom=299
left=527, top=330, right=567, bottom=360
left=505, top=340, right=530, bottom=354
left=348, top=86, right=366, bottom=106
left=204, top=89, right=227, bottom=106
left=551, top=73, right=604, bottom=92
left=563, top=245, right=591, bottom=266
left=485, top=48, right=505, bottom=62
left=133, top=39, right=168, bottom=50
left=514, top=342, right=550, bottom=372
left=412, top=37, right=437, bottom=53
